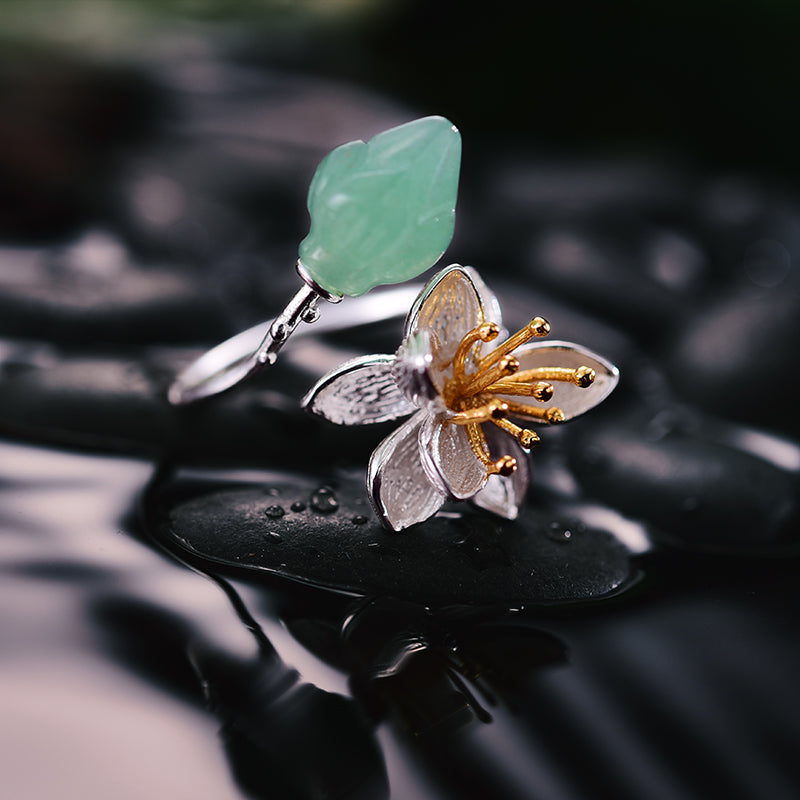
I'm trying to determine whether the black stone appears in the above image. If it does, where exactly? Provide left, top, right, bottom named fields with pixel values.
left=569, top=420, right=800, bottom=552
left=154, top=471, right=636, bottom=608
left=0, top=236, right=229, bottom=345
left=665, top=287, right=800, bottom=435
left=0, top=345, right=382, bottom=464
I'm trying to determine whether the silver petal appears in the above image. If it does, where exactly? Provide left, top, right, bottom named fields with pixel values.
left=392, top=330, right=439, bottom=407
left=499, top=340, right=620, bottom=423
left=462, top=265, right=504, bottom=336
left=470, top=427, right=530, bottom=519
left=403, top=265, right=486, bottom=386
left=301, top=354, right=415, bottom=425
left=419, top=413, right=488, bottom=500
left=368, top=415, right=446, bottom=531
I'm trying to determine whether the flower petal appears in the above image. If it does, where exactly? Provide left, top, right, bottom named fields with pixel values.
left=392, top=330, right=439, bottom=408
left=498, top=340, right=620, bottom=422
left=470, top=429, right=530, bottom=519
left=403, top=265, right=489, bottom=385
left=302, top=354, right=415, bottom=425
left=368, top=415, right=446, bottom=530
left=419, top=413, right=488, bottom=500
left=464, top=266, right=504, bottom=336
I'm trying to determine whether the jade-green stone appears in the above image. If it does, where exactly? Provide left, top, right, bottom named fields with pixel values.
left=298, top=116, right=461, bottom=297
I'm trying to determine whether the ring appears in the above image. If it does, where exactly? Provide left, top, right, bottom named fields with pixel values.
left=168, top=115, right=462, bottom=405
left=303, top=265, right=620, bottom=530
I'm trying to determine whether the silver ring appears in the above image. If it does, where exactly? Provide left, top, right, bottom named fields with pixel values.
left=167, top=262, right=420, bottom=405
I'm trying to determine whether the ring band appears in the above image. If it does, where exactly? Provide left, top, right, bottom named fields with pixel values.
left=167, top=270, right=420, bottom=405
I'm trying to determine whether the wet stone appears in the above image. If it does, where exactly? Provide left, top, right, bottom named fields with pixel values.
left=310, top=486, right=339, bottom=514
left=154, top=471, right=635, bottom=607
left=568, top=420, right=800, bottom=552
left=525, top=218, right=707, bottom=339
left=0, top=345, right=382, bottom=463
left=665, top=287, right=800, bottom=435
left=0, top=233, right=229, bottom=345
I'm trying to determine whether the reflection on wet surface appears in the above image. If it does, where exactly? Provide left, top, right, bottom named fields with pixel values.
left=2, top=438, right=800, bottom=799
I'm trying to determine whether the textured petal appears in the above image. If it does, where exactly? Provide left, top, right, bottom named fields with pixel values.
left=463, top=265, right=504, bottom=337
left=392, top=330, right=439, bottom=408
left=470, top=429, right=530, bottom=519
left=419, top=413, right=488, bottom=500
left=498, top=340, right=620, bottom=423
left=403, top=265, right=487, bottom=387
left=302, top=354, right=415, bottom=425
left=368, top=415, right=446, bottom=531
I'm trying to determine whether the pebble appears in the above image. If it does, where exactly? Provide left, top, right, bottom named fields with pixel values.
left=155, top=472, right=635, bottom=608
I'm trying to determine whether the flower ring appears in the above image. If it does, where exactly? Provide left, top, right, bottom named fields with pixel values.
left=303, top=265, right=619, bottom=530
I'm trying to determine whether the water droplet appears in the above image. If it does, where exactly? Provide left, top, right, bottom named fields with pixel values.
left=352, top=515, right=368, bottom=525
left=267, top=531, right=282, bottom=542
left=265, top=505, right=285, bottom=519
left=290, top=501, right=306, bottom=512
left=546, top=521, right=573, bottom=543
left=310, top=486, right=339, bottom=514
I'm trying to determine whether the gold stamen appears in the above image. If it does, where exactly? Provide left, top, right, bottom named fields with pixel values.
left=490, top=455, right=517, bottom=476
left=465, top=422, right=494, bottom=467
left=506, top=366, right=595, bottom=387
left=459, top=355, right=519, bottom=396
left=452, top=322, right=500, bottom=381
left=477, top=317, right=551, bottom=372
left=486, top=380, right=554, bottom=401
left=501, top=399, right=566, bottom=424
left=574, top=366, right=595, bottom=388
left=449, top=399, right=508, bottom=425
left=490, top=417, right=540, bottom=449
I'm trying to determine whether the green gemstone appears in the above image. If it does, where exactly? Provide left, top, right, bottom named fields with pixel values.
left=298, top=116, right=461, bottom=297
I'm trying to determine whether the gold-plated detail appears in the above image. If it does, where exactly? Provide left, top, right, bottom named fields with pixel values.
left=440, top=314, right=586, bottom=477
left=464, top=421, right=494, bottom=468
left=500, top=399, right=566, bottom=424
left=485, top=380, right=554, bottom=400
left=492, top=455, right=517, bottom=477
left=574, top=365, right=596, bottom=388
left=530, top=316, right=550, bottom=337
left=477, top=317, right=551, bottom=372
left=451, top=321, right=500, bottom=381
left=456, top=355, right=519, bottom=398
left=449, top=399, right=508, bottom=425
left=510, top=366, right=595, bottom=387
left=532, top=382, right=554, bottom=401
left=490, top=417, right=540, bottom=449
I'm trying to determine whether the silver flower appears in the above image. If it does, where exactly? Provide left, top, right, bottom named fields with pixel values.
left=303, top=266, right=619, bottom=530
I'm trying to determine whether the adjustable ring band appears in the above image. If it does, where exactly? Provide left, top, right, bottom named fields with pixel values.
left=167, top=275, right=420, bottom=405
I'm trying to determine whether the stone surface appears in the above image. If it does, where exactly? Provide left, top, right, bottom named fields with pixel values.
left=569, top=419, right=800, bottom=552
left=0, top=345, right=383, bottom=464
left=0, top=234, right=229, bottom=345
left=153, top=471, right=636, bottom=607
left=299, top=116, right=461, bottom=296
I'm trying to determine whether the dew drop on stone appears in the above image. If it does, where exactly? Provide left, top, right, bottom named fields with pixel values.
left=267, top=531, right=282, bottom=542
left=290, top=501, right=306, bottom=512
left=265, top=505, right=285, bottom=519
left=352, top=515, right=368, bottom=525
left=546, top=521, right=573, bottom=543
left=310, top=486, right=339, bottom=514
